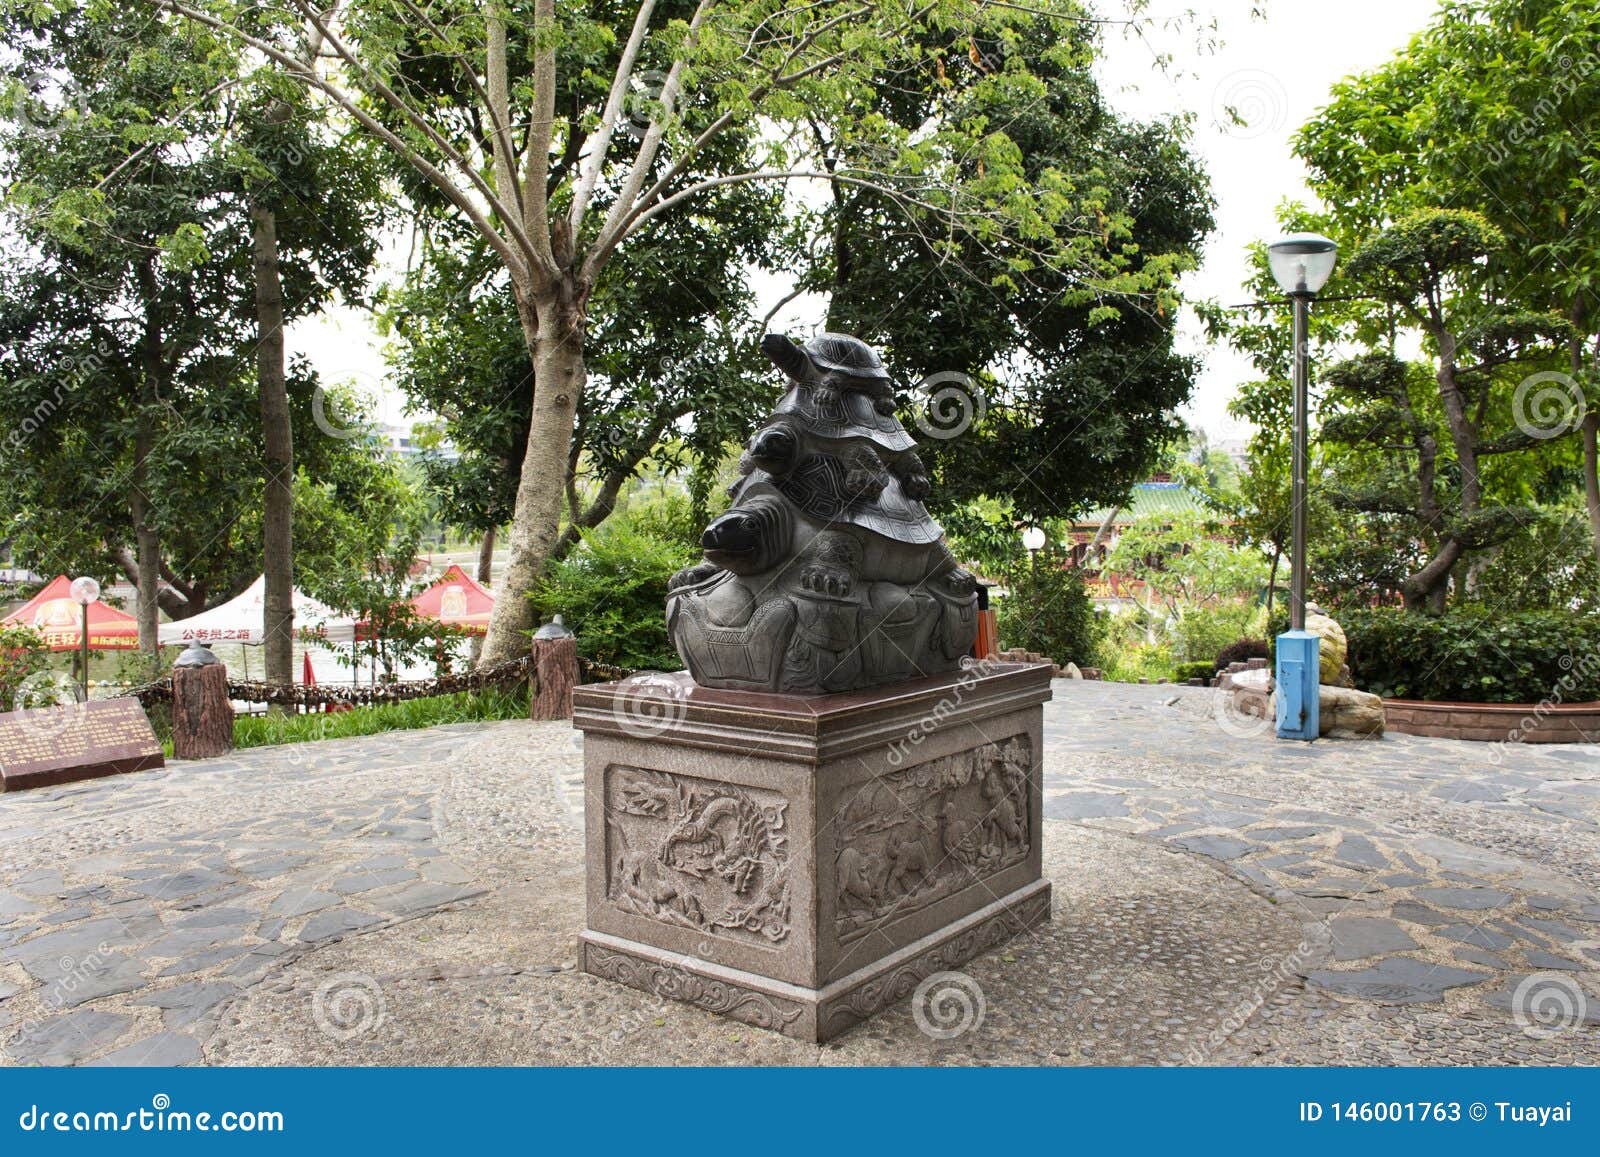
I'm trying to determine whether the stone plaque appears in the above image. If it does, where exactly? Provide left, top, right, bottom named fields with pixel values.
left=0, top=698, right=164, bottom=792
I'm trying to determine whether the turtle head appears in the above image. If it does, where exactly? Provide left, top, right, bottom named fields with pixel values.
left=701, top=496, right=793, bottom=575
left=761, top=333, right=815, bottom=385
left=742, top=420, right=799, bottom=476
left=762, top=332, right=893, bottom=397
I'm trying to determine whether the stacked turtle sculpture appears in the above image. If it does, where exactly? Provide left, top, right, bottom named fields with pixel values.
left=666, top=332, right=979, bottom=694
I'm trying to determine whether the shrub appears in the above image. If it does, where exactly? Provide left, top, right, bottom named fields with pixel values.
left=0, top=624, right=49, bottom=710
left=1103, top=640, right=1176, bottom=683
left=1173, top=660, right=1216, bottom=683
left=1174, top=602, right=1265, bottom=664
left=529, top=498, right=699, bottom=671
left=1340, top=608, right=1600, bottom=703
left=1214, top=638, right=1269, bottom=671
left=995, top=548, right=1103, bottom=667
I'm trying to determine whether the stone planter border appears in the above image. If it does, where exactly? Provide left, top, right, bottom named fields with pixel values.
left=1382, top=698, right=1600, bottom=744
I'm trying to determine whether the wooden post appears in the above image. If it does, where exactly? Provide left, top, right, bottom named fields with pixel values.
left=530, top=635, right=579, bottom=721
left=172, top=663, right=234, bottom=759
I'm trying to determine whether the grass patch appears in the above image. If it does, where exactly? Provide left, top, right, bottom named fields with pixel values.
left=225, top=687, right=530, bottom=752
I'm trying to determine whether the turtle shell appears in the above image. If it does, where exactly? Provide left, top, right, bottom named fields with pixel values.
left=802, top=332, right=891, bottom=380
left=736, top=461, right=944, bottom=545
left=772, top=386, right=915, bottom=453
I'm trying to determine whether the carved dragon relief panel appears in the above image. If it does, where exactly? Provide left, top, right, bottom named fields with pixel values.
left=832, top=735, right=1032, bottom=944
left=603, top=765, right=792, bottom=945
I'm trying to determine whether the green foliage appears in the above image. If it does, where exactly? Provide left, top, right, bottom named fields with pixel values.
left=0, top=623, right=50, bottom=710
left=230, top=688, right=530, bottom=752
left=293, top=455, right=456, bottom=681
left=1173, top=660, right=1215, bottom=684
left=0, top=2, right=388, bottom=622
left=1103, top=510, right=1269, bottom=626
left=1341, top=608, right=1600, bottom=704
left=994, top=547, right=1102, bottom=667
left=1214, top=638, right=1269, bottom=672
left=1465, top=507, right=1600, bottom=615
left=941, top=498, right=1031, bottom=578
left=529, top=492, right=700, bottom=671
left=1102, top=638, right=1176, bottom=685
left=1173, top=602, right=1266, bottom=665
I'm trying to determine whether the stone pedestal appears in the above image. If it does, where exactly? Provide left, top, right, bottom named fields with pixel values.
left=570, top=661, right=1052, bottom=1042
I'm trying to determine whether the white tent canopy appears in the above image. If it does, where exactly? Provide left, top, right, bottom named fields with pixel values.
left=157, top=576, right=358, bottom=646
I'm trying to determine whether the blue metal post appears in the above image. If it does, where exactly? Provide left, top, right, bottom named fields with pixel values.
left=1275, top=630, right=1320, bottom=741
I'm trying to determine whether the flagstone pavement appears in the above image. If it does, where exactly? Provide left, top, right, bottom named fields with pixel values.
left=0, top=680, right=1595, bottom=1066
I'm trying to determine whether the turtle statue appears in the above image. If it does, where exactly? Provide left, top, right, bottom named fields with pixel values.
left=666, top=331, right=979, bottom=694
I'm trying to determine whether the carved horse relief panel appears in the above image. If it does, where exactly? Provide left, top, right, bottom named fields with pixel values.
left=832, top=735, right=1032, bottom=944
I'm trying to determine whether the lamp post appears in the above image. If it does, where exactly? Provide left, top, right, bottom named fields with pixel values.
left=1266, top=232, right=1337, bottom=740
left=68, top=575, right=100, bottom=702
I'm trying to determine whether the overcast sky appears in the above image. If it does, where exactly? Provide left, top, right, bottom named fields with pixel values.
left=290, top=0, right=1443, bottom=440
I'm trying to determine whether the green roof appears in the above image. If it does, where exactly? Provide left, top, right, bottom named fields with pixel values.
left=1075, top=482, right=1206, bottom=528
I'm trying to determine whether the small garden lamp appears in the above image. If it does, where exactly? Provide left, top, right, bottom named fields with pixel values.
left=68, top=575, right=100, bottom=701
left=1021, top=525, right=1046, bottom=560
left=533, top=614, right=573, bottom=641
left=1266, top=231, right=1337, bottom=740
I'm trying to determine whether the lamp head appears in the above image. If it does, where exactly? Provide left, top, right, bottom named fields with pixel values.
left=1021, top=526, right=1046, bottom=552
left=68, top=576, right=100, bottom=606
left=1267, top=232, right=1338, bottom=297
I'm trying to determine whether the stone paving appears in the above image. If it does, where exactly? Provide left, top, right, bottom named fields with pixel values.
left=0, top=681, right=1595, bottom=1066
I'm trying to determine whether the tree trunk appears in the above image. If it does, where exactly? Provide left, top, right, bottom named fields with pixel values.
left=1264, top=545, right=1281, bottom=622
left=171, top=663, right=234, bottom=759
left=480, top=290, right=585, bottom=665
left=131, top=263, right=164, bottom=678
left=470, top=524, right=496, bottom=665
left=1584, top=412, right=1600, bottom=570
left=530, top=634, right=578, bottom=720
left=1401, top=539, right=1462, bottom=611
left=252, top=202, right=295, bottom=692
left=476, top=524, right=497, bottom=585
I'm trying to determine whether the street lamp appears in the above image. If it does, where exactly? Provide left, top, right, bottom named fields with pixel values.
left=68, top=575, right=100, bottom=702
left=1021, top=526, right=1046, bottom=559
left=1266, top=231, right=1337, bottom=741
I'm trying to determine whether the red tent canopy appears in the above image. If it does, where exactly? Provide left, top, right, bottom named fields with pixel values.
left=1, top=575, right=141, bottom=651
left=409, top=564, right=494, bottom=635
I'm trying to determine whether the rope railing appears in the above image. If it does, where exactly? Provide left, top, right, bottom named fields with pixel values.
left=117, top=654, right=637, bottom=711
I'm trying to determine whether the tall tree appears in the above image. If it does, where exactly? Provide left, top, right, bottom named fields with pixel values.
left=154, top=0, right=1209, bottom=662
left=1293, top=0, right=1600, bottom=563
left=1, top=3, right=386, bottom=666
